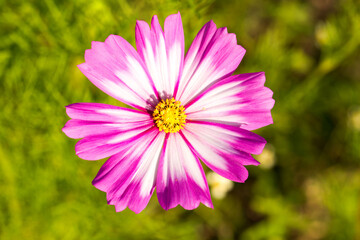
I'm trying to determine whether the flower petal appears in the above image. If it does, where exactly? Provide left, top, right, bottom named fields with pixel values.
left=156, top=133, right=213, bottom=210
left=63, top=103, right=153, bottom=138
left=73, top=124, right=155, bottom=161
left=135, top=13, right=184, bottom=98
left=92, top=129, right=165, bottom=213
left=78, top=35, right=158, bottom=110
left=62, top=103, right=154, bottom=160
left=63, top=119, right=152, bottom=139
left=176, top=20, right=246, bottom=105
left=185, top=72, right=274, bottom=130
left=181, top=121, right=265, bottom=182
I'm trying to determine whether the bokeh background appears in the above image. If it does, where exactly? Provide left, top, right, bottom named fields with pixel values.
left=1, top=0, right=360, bottom=239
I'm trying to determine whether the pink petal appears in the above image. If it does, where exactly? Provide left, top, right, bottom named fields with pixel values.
left=185, top=72, right=274, bottom=130
left=135, top=13, right=184, bottom=98
left=176, top=20, right=246, bottom=105
left=78, top=35, right=158, bottom=110
left=63, top=119, right=152, bottom=139
left=181, top=121, right=265, bottom=182
left=62, top=103, right=154, bottom=160
left=92, top=130, right=166, bottom=214
left=156, top=133, right=213, bottom=210
left=63, top=103, right=153, bottom=139
left=73, top=124, right=154, bottom=161
left=64, top=102, right=151, bottom=121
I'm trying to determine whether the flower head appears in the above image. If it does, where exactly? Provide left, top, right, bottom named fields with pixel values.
left=62, top=12, right=274, bottom=213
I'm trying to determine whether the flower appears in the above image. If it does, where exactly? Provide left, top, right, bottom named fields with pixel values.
left=348, top=107, right=360, bottom=131
left=62, top=12, right=274, bottom=213
left=206, top=172, right=234, bottom=200
left=257, top=145, right=276, bottom=169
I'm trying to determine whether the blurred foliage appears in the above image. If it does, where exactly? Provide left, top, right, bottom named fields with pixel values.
left=1, top=0, right=360, bottom=239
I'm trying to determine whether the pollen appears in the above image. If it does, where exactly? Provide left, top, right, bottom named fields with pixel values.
left=153, top=98, right=186, bottom=133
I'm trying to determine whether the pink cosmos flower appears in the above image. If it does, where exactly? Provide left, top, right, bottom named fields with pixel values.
left=63, top=12, right=274, bottom=213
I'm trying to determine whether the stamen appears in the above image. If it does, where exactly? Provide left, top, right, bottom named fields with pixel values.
left=153, top=98, right=186, bottom=133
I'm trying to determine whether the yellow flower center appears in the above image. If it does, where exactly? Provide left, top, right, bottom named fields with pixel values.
left=153, top=98, right=186, bottom=133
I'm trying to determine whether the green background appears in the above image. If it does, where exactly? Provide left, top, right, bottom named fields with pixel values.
left=1, top=0, right=360, bottom=239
